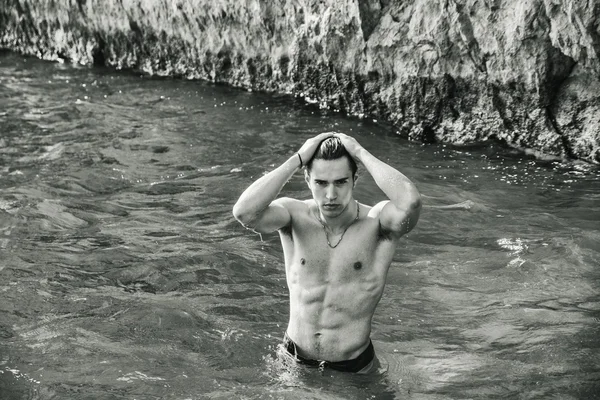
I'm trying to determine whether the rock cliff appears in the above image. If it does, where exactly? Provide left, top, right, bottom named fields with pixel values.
left=1, top=0, right=598, bottom=162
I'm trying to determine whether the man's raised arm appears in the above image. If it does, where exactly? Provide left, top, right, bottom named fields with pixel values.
left=337, top=133, right=422, bottom=237
left=232, top=132, right=333, bottom=233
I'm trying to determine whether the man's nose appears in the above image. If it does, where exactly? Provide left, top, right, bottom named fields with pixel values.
left=326, top=185, right=337, bottom=200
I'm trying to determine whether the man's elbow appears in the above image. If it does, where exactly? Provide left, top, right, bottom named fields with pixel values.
left=232, top=203, right=256, bottom=227
left=401, top=190, right=421, bottom=214
left=411, top=193, right=422, bottom=214
left=402, top=194, right=422, bottom=232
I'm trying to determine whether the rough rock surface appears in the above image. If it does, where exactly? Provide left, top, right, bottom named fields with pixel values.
left=1, top=0, right=598, bottom=162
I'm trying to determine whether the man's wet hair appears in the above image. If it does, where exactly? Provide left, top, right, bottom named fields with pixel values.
left=306, top=136, right=358, bottom=178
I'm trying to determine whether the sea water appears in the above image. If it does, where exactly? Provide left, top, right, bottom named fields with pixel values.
left=1, top=51, right=599, bottom=399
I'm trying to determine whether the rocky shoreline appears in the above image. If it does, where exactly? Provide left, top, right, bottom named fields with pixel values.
left=1, top=0, right=598, bottom=162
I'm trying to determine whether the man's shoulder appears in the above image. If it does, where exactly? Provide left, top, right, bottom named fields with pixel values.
left=275, top=198, right=312, bottom=237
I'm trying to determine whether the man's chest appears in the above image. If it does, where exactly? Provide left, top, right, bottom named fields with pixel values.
left=283, top=220, right=395, bottom=283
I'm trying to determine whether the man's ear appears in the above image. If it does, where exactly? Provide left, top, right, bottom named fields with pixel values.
left=353, top=174, right=359, bottom=187
left=304, top=170, right=310, bottom=185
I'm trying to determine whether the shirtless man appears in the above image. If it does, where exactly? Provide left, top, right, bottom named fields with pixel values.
left=232, top=132, right=421, bottom=373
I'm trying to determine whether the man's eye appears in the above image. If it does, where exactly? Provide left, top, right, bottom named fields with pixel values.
left=316, top=181, right=326, bottom=186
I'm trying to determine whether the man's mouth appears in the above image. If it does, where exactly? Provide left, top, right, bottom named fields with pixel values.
left=323, top=204, right=339, bottom=209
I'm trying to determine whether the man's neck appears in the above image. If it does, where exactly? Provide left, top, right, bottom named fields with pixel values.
left=318, top=200, right=358, bottom=233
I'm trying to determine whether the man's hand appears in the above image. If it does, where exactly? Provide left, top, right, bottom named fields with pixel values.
left=334, top=132, right=364, bottom=162
left=297, top=132, right=335, bottom=165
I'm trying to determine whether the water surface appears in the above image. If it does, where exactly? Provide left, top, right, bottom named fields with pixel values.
left=1, top=51, right=599, bottom=399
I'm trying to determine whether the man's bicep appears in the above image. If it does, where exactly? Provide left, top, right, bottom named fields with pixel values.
left=245, top=198, right=292, bottom=234
left=377, top=200, right=420, bottom=237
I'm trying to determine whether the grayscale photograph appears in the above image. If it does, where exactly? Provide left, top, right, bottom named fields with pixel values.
left=1, top=1, right=599, bottom=399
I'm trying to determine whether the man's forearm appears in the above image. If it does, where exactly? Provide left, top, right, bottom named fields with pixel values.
left=232, top=155, right=300, bottom=224
left=357, top=148, right=421, bottom=210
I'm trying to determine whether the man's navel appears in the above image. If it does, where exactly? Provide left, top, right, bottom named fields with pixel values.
left=300, top=257, right=306, bottom=265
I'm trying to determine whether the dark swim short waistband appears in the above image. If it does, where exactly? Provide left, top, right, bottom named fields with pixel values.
left=283, top=333, right=375, bottom=373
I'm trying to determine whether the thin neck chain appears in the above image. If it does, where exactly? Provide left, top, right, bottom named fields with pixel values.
left=317, top=201, right=360, bottom=249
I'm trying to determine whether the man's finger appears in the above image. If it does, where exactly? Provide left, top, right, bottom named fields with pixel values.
left=311, top=133, right=334, bottom=143
left=318, top=132, right=335, bottom=139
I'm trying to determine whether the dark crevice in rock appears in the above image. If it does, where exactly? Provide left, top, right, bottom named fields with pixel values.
left=279, top=54, right=290, bottom=76
left=545, top=106, right=575, bottom=160
left=538, top=3, right=578, bottom=107
left=358, top=0, right=385, bottom=41
left=128, top=19, right=143, bottom=37
left=451, top=0, right=487, bottom=74
left=92, top=34, right=106, bottom=66
left=489, top=83, right=513, bottom=131
left=540, top=52, right=576, bottom=107
left=587, top=3, right=600, bottom=66
left=76, top=0, right=87, bottom=15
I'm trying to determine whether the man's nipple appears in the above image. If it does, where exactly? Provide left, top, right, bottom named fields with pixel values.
left=354, top=261, right=362, bottom=270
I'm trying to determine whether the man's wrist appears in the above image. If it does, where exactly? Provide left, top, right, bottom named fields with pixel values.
left=355, top=147, right=368, bottom=162
left=288, top=153, right=302, bottom=170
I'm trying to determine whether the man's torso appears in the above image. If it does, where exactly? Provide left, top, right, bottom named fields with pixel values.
left=278, top=199, right=398, bottom=361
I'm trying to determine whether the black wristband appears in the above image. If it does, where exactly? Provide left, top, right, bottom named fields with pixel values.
left=297, top=153, right=303, bottom=168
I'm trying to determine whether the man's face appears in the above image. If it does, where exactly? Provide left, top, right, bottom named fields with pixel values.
left=306, top=157, right=356, bottom=218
